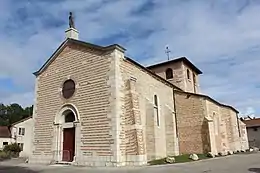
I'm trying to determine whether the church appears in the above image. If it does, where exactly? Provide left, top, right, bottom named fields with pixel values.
left=29, top=15, right=249, bottom=166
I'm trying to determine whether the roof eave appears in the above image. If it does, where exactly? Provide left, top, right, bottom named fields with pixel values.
left=175, top=90, right=239, bottom=113
left=147, top=56, right=203, bottom=75
left=33, top=39, right=126, bottom=77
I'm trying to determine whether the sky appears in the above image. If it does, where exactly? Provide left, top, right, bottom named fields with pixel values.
left=0, top=0, right=259, bottom=117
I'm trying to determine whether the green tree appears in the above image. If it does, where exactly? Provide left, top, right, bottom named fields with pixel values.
left=0, top=103, right=33, bottom=126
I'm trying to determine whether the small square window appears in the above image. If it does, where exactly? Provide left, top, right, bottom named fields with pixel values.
left=3, top=142, right=8, bottom=146
left=18, top=128, right=25, bottom=136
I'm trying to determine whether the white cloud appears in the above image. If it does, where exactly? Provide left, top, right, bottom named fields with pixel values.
left=239, top=106, right=256, bottom=118
left=0, top=0, right=259, bottom=114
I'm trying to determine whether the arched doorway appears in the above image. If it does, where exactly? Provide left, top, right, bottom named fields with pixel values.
left=53, top=104, right=80, bottom=163
left=62, top=110, right=76, bottom=162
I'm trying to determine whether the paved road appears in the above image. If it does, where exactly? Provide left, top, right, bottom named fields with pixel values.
left=1, top=152, right=260, bottom=173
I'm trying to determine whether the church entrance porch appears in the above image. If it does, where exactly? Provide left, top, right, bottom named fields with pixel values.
left=52, top=104, right=80, bottom=163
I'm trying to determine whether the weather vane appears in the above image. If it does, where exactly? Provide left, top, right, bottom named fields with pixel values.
left=165, top=46, right=171, bottom=61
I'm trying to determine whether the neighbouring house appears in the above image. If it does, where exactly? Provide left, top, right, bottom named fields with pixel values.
left=11, top=116, right=33, bottom=157
left=242, top=118, right=260, bottom=148
left=0, top=117, right=33, bottom=158
left=29, top=15, right=248, bottom=166
left=0, top=126, right=13, bottom=150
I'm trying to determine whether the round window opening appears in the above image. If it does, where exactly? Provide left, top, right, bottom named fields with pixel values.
left=62, top=79, right=76, bottom=99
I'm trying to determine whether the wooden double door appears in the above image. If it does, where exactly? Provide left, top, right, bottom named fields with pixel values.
left=62, top=127, right=75, bottom=162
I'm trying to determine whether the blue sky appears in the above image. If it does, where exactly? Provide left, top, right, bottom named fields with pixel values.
left=0, top=0, right=259, bottom=117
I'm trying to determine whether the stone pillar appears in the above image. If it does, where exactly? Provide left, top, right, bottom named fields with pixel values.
left=65, top=28, right=79, bottom=40
left=109, top=48, right=125, bottom=166
left=73, top=121, right=81, bottom=164
left=207, top=119, right=217, bottom=155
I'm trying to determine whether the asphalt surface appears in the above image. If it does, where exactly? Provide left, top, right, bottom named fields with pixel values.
left=0, top=152, right=260, bottom=173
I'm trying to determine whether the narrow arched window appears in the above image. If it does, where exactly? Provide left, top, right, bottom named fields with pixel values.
left=165, top=68, right=173, bottom=79
left=193, top=73, right=196, bottom=84
left=187, top=69, right=190, bottom=79
left=154, top=95, right=160, bottom=126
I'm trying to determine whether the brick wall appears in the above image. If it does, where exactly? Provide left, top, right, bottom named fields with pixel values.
left=175, top=91, right=210, bottom=154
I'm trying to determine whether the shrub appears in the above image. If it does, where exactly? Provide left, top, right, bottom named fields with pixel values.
left=3, top=143, right=22, bottom=157
left=0, top=151, right=11, bottom=161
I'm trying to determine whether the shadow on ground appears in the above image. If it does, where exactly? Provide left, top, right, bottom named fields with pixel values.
left=249, top=168, right=260, bottom=173
left=0, top=165, right=40, bottom=173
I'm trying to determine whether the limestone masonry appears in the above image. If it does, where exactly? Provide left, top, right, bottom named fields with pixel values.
left=29, top=25, right=248, bottom=166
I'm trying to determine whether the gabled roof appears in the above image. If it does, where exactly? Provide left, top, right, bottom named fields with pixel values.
left=174, top=90, right=239, bottom=113
left=33, top=38, right=126, bottom=76
left=0, top=126, right=11, bottom=138
left=11, top=116, right=32, bottom=126
left=243, top=118, right=260, bottom=128
left=33, top=38, right=183, bottom=91
left=147, top=57, right=203, bottom=74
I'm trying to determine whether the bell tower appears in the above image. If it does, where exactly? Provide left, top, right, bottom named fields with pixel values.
left=147, top=57, right=202, bottom=93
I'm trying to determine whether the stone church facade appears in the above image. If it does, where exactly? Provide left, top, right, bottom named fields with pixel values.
left=29, top=26, right=248, bottom=166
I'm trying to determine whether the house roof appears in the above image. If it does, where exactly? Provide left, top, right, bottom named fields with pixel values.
left=243, top=118, right=260, bottom=128
left=146, top=57, right=203, bottom=74
left=11, top=116, right=32, bottom=126
left=0, top=126, right=11, bottom=138
left=174, top=90, right=239, bottom=113
left=33, top=38, right=126, bottom=76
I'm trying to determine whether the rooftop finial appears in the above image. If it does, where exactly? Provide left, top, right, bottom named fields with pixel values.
left=65, top=12, right=79, bottom=40
left=69, top=12, right=75, bottom=29
left=165, top=45, right=171, bottom=61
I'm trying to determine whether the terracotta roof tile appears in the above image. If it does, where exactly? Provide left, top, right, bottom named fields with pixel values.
left=0, top=126, right=11, bottom=138
left=243, top=118, right=260, bottom=127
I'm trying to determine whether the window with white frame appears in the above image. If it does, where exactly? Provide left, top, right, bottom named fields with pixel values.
left=154, top=95, right=160, bottom=126
left=18, top=127, right=25, bottom=136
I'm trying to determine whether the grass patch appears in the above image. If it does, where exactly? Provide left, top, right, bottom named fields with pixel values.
left=148, top=154, right=210, bottom=165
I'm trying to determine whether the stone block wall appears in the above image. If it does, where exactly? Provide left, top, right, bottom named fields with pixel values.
left=238, top=120, right=249, bottom=151
left=30, top=42, right=117, bottom=165
left=120, top=58, right=179, bottom=161
left=174, top=91, right=210, bottom=154
left=221, top=107, right=241, bottom=152
left=148, top=61, right=185, bottom=90
left=205, top=100, right=229, bottom=154
left=148, top=61, right=199, bottom=94
left=183, top=65, right=199, bottom=94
